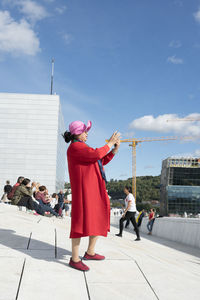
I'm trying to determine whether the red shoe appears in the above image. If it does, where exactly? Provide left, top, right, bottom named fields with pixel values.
left=83, top=252, right=105, bottom=260
left=69, top=258, right=89, bottom=271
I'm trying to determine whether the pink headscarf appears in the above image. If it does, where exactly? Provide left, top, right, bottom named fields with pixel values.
left=69, top=120, right=92, bottom=135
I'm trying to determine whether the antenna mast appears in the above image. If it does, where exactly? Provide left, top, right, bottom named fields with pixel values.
left=50, top=58, right=54, bottom=95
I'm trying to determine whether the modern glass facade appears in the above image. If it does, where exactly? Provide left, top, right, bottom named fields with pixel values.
left=169, top=167, right=200, bottom=186
left=160, top=157, right=200, bottom=215
left=0, top=93, right=66, bottom=194
left=167, top=186, right=200, bottom=214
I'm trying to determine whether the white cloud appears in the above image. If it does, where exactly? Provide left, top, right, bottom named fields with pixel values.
left=129, top=113, right=200, bottom=137
left=169, top=40, right=182, bottom=48
left=63, top=33, right=72, bottom=44
left=55, top=6, right=67, bottom=15
left=2, top=0, right=48, bottom=23
left=17, top=0, right=48, bottom=22
left=167, top=55, right=183, bottom=64
left=171, top=150, right=200, bottom=158
left=194, top=8, right=200, bottom=23
left=194, top=149, right=200, bottom=156
left=0, top=1, right=47, bottom=56
left=0, top=10, right=40, bottom=55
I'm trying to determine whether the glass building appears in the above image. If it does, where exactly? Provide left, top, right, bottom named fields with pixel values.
left=0, top=93, right=66, bottom=194
left=160, top=157, right=200, bottom=215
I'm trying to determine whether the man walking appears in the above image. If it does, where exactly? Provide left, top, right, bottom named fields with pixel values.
left=115, top=186, right=140, bottom=241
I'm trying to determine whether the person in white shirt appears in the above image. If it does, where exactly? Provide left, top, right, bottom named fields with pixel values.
left=50, top=193, right=58, bottom=208
left=115, top=186, right=141, bottom=241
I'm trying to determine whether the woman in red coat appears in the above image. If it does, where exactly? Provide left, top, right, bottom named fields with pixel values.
left=63, top=120, right=120, bottom=271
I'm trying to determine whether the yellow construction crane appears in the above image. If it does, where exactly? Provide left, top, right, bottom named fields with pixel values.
left=106, top=136, right=191, bottom=201
left=119, top=137, right=181, bottom=200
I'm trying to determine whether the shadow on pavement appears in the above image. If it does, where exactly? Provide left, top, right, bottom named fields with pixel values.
left=0, top=228, right=72, bottom=268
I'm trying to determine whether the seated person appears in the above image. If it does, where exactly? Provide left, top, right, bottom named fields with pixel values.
left=55, top=190, right=69, bottom=216
left=7, top=176, right=24, bottom=201
left=35, top=186, right=59, bottom=217
left=50, top=193, right=58, bottom=209
left=64, top=197, right=70, bottom=216
left=1, top=180, right=12, bottom=202
left=32, top=182, right=40, bottom=199
left=12, top=178, right=45, bottom=216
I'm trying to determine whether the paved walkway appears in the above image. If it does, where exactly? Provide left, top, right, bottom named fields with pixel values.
left=0, top=203, right=200, bottom=300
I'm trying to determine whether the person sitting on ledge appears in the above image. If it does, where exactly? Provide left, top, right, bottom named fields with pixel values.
left=12, top=178, right=45, bottom=216
left=7, top=176, right=24, bottom=201
left=55, top=190, right=70, bottom=217
left=35, top=186, right=59, bottom=217
left=1, top=180, right=12, bottom=202
left=50, top=193, right=58, bottom=209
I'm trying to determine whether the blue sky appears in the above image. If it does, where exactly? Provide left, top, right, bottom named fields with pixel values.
left=0, top=0, right=200, bottom=180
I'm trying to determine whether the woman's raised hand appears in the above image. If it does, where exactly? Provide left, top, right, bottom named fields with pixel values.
left=112, top=139, right=121, bottom=154
left=107, top=131, right=121, bottom=149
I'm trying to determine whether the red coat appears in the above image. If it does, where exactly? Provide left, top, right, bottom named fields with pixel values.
left=67, top=141, right=114, bottom=238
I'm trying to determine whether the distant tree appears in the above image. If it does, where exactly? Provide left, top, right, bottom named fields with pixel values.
left=64, top=182, right=71, bottom=189
left=107, top=175, right=160, bottom=202
left=65, top=175, right=161, bottom=208
left=136, top=202, right=151, bottom=212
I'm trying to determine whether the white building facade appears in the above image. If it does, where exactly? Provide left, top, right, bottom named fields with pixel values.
left=0, top=93, right=66, bottom=194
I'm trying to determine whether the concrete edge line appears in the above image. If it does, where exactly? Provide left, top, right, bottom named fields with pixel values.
left=27, top=232, right=32, bottom=250
left=110, top=240, right=160, bottom=300
left=134, top=260, right=159, bottom=300
left=15, top=258, right=26, bottom=300
left=84, top=271, right=91, bottom=300
left=55, top=226, right=89, bottom=299
left=55, top=228, right=57, bottom=259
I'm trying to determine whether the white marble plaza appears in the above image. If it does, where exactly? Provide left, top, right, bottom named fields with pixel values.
left=0, top=203, right=200, bottom=300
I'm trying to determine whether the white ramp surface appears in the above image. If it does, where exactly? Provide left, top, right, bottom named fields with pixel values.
left=0, top=203, right=200, bottom=300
